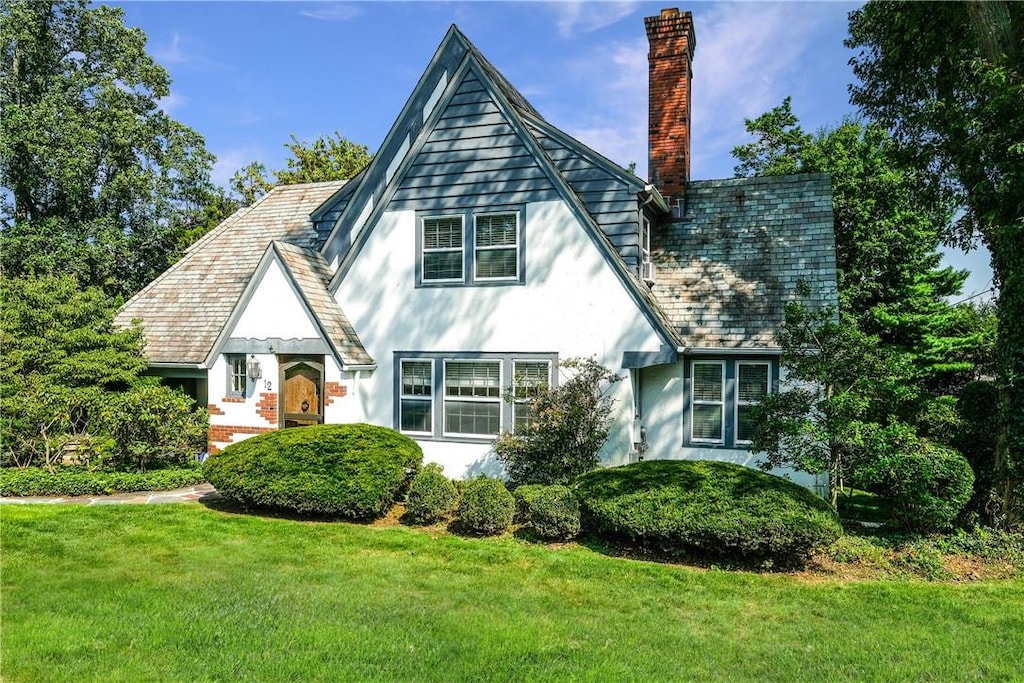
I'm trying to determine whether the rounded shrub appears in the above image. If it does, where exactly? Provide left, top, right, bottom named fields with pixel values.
left=202, top=423, right=422, bottom=519
left=512, top=484, right=546, bottom=523
left=455, top=478, right=515, bottom=536
left=881, top=447, right=974, bottom=533
left=405, top=463, right=459, bottom=525
left=574, top=460, right=841, bottom=565
left=854, top=422, right=975, bottom=532
left=518, top=484, right=580, bottom=541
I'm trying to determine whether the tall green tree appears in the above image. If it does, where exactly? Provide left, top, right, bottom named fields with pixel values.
left=1, top=0, right=216, bottom=297
left=230, top=131, right=371, bottom=206
left=847, top=0, right=1024, bottom=525
left=732, top=100, right=977, bottom=396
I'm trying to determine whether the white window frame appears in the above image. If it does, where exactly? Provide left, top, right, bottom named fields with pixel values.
left=399, top=359, right=434, bottom=436
left=473, top=211, right=520, bottom=282
left=690, top=360, right=725, bottom=444
left=227, top=354, right=247, bottom=397
left=421, top=215, right=464, bottom=283
left=442, top=359, right=504, bottom=437
left=735, top=361, right=771, bottom=445
left=641, top=216, right=651, bottom=266
left=512, top=359, right=551, bottom=432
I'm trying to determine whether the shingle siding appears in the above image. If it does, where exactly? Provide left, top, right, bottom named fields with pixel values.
left=651, top=173, right=837, bottom=348
left=390, top=70, right=559, bottom=212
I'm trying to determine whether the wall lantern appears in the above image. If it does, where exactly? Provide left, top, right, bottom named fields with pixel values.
left=246, top=354, right=262, bottom=380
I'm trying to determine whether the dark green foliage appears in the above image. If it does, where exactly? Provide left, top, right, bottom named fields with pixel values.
left=954, top=381, right=1000, bottom=523
left=1, top=275, right=205, bottom=472
left=494, top=358, right=621, bottom=486
left=405, top=463, right=458, bottom=525
left=202, top=424, right=422, bottom=519
left=847, top=1, right=1024, bottom=526
left=96, top=384, right=208, bottom=471
left=853, top=423, right=974, bottom=533
left=454, top=478, right=515, bottom=536
left=0, top=465, right=204, bottom=497
left=574, top=460, right=842, bottom=565
left=515, top=484, right=580, bottom=541
left=1, top=0, right=216, bottom=297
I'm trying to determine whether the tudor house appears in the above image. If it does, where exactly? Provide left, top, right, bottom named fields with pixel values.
left=116, top=9, right=837, bottom=489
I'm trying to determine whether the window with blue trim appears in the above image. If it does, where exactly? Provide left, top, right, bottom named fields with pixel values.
left=418, top=210, right=522, bottom=286
left=686, top=359, right=775, bottom=447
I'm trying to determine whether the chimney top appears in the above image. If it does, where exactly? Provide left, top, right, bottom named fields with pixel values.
left=646, top=7, right=696, bottom=204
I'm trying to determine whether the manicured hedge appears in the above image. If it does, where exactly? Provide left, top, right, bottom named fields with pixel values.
left=405, top=463, right=459, bottom=524
left=0, top=466, right=205, bottom=497
left=202, top=424, right=422, bottom=519
left=574, top=460, right=842, bottom=565
left=455, top=478, right=515, bottom=536
left=514, top=484, right=581, bottom=540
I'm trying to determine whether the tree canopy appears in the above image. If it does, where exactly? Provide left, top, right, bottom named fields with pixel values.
left=732, top=99, right=982, bottom=392
left=1, top=0, right=216, bottom=298
left=847, top=0, right=1024, bottom=525
left=230, top=131, right=372, bottom=206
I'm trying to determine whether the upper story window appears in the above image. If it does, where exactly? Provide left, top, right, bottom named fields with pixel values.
left=475, top=213, right=519, bottom=280
left=226, top=354, right=247, bottom=397
left=422, top=216, right=464, bottom=282
left=640, top=215, right=654, bottom=283
left=417, top=209, right=523, bottom=287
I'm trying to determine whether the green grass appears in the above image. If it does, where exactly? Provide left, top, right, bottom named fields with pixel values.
left=3, top=504, right=1023, bottom=681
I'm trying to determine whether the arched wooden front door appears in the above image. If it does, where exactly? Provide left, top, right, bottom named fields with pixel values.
left=279, top=357, right=324, bottom=428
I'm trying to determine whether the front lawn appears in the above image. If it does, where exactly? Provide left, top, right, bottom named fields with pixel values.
left=2, top=504, right=1022, bottom=681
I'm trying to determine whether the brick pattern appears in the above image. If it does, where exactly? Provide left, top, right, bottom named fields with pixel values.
left=324, top=381, right=348, bottom=407
left=207, top=425, right=274, bottom=453
left=207, top=404, right=225, bottom=416
left=221, top=396, right=246, bottom=404
left=645, top=8, right=695, bottom=203
left=650, top=173, right=837, bottom=348
left=256, top=392, right=278, bottom=424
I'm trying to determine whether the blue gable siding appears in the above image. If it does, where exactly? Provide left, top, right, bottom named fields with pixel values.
left=528, top=122, right=643, bottom=267
left=389, top=70, right=559, bottom=213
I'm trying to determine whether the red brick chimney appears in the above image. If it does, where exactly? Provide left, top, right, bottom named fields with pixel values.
left=645, top=8, right=695, bottom=207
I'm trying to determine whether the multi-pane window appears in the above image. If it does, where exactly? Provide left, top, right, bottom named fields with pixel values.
left=422, top=216, right=464, bottom=282
left=736, top=362, right=770, bottom=443
left=640, top=216, right=651, bottom=273
left=691, top=361, right=725, bottom=443
left=444, top=361, right=502, bottom=436
left=227, top=354, right=247, bottom=397
left=475, top=213, right=519, bottom=280
left=512, top=360, right=550, bottom=431
left=400, top=360, right=433, bottom=434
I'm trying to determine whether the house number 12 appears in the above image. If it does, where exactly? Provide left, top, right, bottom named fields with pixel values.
left=264, top=380, right=273, bottom=391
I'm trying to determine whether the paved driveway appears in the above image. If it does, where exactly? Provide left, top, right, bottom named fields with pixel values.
left=0, top=483, right=221, bottom=506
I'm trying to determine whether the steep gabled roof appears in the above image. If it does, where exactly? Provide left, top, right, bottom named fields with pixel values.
left=651, top=173, right=837, bottom=349
left=322, top=24, right=681, bottom=351
left=115, top=181, right=349, bottom=366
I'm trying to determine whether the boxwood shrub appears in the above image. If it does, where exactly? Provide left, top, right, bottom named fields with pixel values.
left=202, top=423, right=422, bottom=519
left=574, top=460, right=841, bottom=565
left=405, top=463, right=459, bottom=524
left=0, top=466, right=205, bottom=497
left=515, top=484, right=580, bottom=540
left=455, top=478, right=515, bottom=536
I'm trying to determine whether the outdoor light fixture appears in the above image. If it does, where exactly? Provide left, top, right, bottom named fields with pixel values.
left=246, top=354, right=262, bottom=380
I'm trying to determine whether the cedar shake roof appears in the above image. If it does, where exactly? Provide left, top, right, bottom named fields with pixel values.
left=115, top=180, right=355, bottom=366
left=272, top=242, right=373, bottom=367
left=650, top=173, right=837, bottom=348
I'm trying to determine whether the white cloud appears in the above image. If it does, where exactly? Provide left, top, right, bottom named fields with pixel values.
left=547, top=1, right=641, bottom=38
left=153, top=32, right=187, bottom=65
left=212, top=148, right=264, bottom=188
left=299, top=3, right=361, bottom=22
left=157, top=92, right=187, bottom=115
left=689, top=3, right=838, bottom=177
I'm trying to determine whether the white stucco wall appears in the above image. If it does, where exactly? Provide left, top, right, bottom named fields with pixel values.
left=335, top=200, right=663, bottom=478
left=639, top=361, right=828, bottom=496
left=231, top=259, right=319, bottom=340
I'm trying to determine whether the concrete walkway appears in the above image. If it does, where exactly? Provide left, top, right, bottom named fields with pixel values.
left=0, top=483, right=221, bottom=506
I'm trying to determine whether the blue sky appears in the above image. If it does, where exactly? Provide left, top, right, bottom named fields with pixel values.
left=112, top=0, right=992, bottom=297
